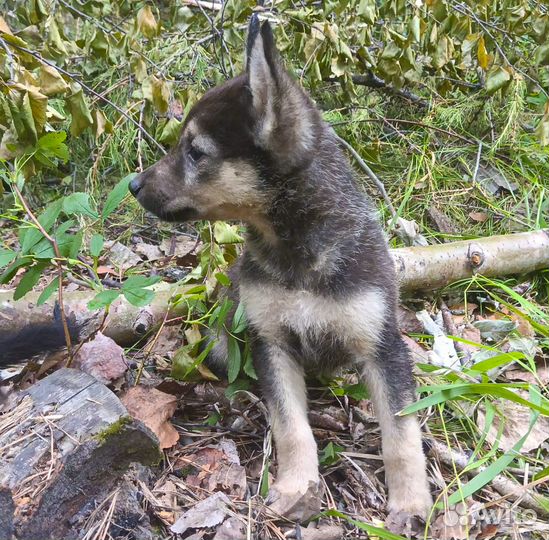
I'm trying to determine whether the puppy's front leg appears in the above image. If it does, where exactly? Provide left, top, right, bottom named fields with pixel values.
left=253, top=339, right=320, bottom=516
left=360, top=330, right=433, bottom=518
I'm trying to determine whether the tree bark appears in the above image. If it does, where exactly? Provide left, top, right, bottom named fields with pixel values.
left=0, top=368, right=160, bottom=540
left=0, top=282, right=192, bottom=345
left=393, top=229, right=549, bottom=291
left=0, top=230, right=547, bottom=339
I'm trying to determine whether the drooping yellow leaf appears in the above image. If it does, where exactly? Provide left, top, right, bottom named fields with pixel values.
left=39, top=64, right=69, bottom=96
left=143, top=75, right=170, bottom=114
left=92, top=109, right=112, bottom=141
left=477, top=34, right=490, bottom=70
left=137, top=5, right=159, bottom=38
left=27, top=88, right=48, bottom=134
left=66, top=83, right=93, bottom=136
left=409, top=15, right=421, bottom=43
left=46, top=17, right=68, bottom=56
left=130, top=55, right=148, bottom=83
left=485, top=65, right=512, bottom=94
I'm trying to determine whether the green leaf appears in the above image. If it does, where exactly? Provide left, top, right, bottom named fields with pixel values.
left=323, top=510, right=408, bottom=540
left=88, top=289, right=121, bottom=310
left=213, top=221, right=244, bottom=244
left=486, top=66, right=511, bottom=94
left=535, top=43, right=549, bottom=66
left=320, top=441, right=345, bottom=466
left=122, top=275, right=161, bottom=290
left=231, top=301, right=247, bottom=333
left=0, top=257, right=32, bottom=284
left=69, top=231, right=83, bottom=259
left=158, top=118, right=182, bottom=145
left=102, top=173, right=137, bottom=220
left=14, top=261, right=48, bottom=300
left=332, top=382, right=369, bottom=400
left=401, top=383, right=549, bottom=417
left=90, top=233, right=104, bottom=258
left=66, top=83, right=94, bottom=137
left=0, top=249, right=17, bottom=269
left=227, top=335, right=241, bottom=383
left=214, top=271, right=231, bottom=287
left=21, top=199, right=63, bottom=255
left=242, top=342, right=257, bottom=379
left=224, top=377, right=251, bottom=400
left=120, top=275, right=160, bottom=307
left=37, top=131, right=69, bottom=162
left=63, top=192, right=98, bottom=218
left=37, top=278, right=59, bottom=305
left=122, top=287, right=155, bottom=307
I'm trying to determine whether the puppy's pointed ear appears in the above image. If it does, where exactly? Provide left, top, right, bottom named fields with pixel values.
left=246, top=16, right=319, bottom=170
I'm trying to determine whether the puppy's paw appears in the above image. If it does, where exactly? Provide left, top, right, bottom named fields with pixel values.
left=266, top=480, right=322, bottom=521
left=387, top=485, right=433, bottom=520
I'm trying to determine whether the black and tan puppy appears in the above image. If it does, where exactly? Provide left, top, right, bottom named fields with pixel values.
left=129, top=16, right=432, bottom=519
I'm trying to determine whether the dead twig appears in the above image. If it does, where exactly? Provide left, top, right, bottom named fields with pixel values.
left=350, top=72, right=429, bottom=108
left=333, top=133, right=397, bottom=218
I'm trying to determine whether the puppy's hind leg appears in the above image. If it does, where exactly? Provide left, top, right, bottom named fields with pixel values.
left=253, top=338, right=321, bottom=518
left=360, top=328, right=433, bottom=518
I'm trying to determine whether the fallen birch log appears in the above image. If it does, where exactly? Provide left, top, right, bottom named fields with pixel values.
left=0, top=282, right=192, bottom=345
left=0, top=368, right=160, bottom=540
left=393, top=229, right=549, bottom=291
left=0, top=230, right=547, bottom=341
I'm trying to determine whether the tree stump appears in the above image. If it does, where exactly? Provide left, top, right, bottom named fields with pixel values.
left=0, top=368, right=161, bottom=540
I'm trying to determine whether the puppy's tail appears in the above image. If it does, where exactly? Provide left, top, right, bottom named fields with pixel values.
left=0, top=310, right=81, bottom=368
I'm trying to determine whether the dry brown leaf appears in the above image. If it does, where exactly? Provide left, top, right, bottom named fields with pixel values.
left=170, top=492, right=231, bottom=535
left=477, top=392, right=549, bottom=453
left=134, top=241, right=163, bottom=261
left=469, top=211, right=489, bottom=223
left=397, top=305, right=424, bottom=334
left=506, top=362, right=549, bottom=385
left=268, top=481, right=323, bottom=521
left=0, top=16, right=13, bottom=34
left=105, top=241, right=142, bottom=270
left=96, top=265, right=116, bottom=276
left=73, top=332, right=127, bottom=384
left=402, top=334, right=430, bottom=364
left=149, top=325, right=183, bottom=357
left=428, top=206, right=459, bottom=234
left=459, top=325, right=482, bottom=354
left=178, top=439, right=247, bottom=498
left=121, top=386, right=179, bottom=449
left=212, top=517, right=246, bottom=540
left=160, top=235, right=197, bottom=257
left=385, top=511, right=427, bottom=538
left=430, top=502, right=480, bottom=540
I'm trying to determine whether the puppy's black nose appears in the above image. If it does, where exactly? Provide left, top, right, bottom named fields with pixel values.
left=129, top=176, right=143, bottom=196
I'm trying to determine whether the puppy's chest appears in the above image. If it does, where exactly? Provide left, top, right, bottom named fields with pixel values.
left=239, top=281, right=387, bottom=362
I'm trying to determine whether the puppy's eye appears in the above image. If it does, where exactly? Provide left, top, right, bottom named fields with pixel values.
left=189, top=146, right=205, bottom=163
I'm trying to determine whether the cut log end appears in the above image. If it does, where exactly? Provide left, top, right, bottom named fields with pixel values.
left=0, top=368, right=161, bottom=540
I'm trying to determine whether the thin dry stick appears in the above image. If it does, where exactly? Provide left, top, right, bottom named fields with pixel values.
left=333, top=133, right=397, bottom=218
left=12, top=184, right=73, bottom=363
